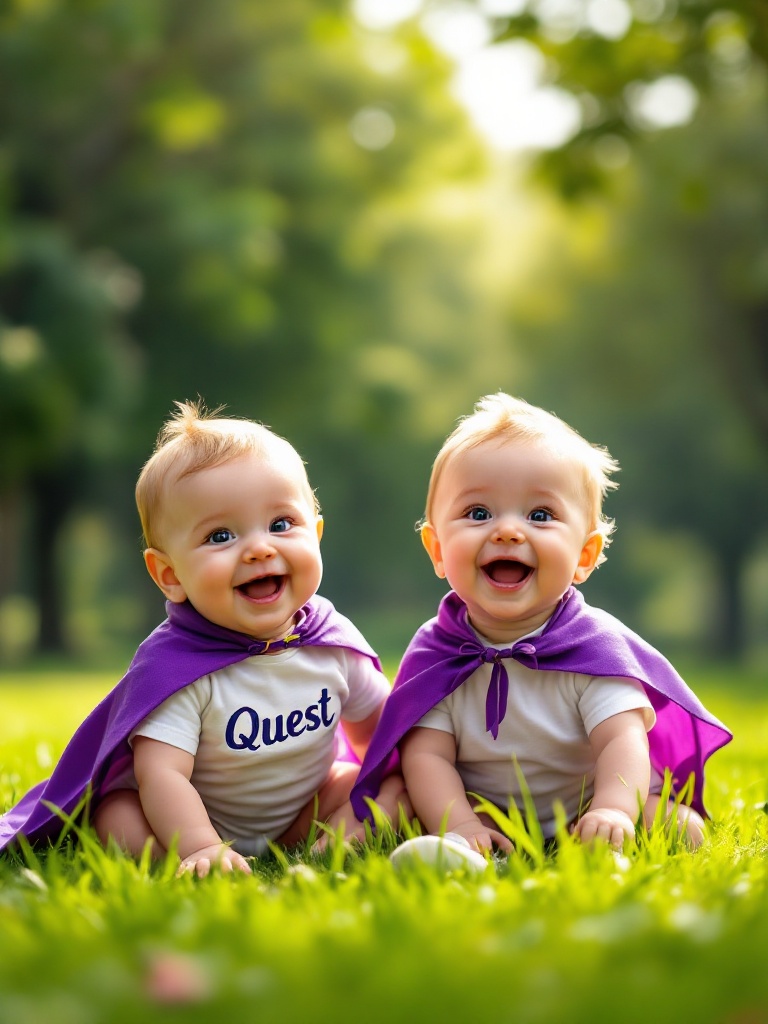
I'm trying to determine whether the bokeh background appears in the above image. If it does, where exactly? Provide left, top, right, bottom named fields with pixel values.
left=1, top=0, right=766, bottom=670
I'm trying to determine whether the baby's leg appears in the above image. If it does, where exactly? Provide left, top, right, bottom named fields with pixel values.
left=92, top=789, right=165, bottom=858
left=343, top=773, right=412, bottom=832
left=643, top=794, right=706, bottom=848
left=275, top=761, right=357, bottom=847
left=277, top=766, right=411, bottom=848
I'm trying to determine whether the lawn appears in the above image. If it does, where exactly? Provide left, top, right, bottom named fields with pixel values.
left=1, top=666, right=767, bottom=1024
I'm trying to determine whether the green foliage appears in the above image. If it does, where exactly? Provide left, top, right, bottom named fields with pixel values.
left=0, top=670, right=767, bottom=1023
left=1, top=0, right=766, bottom=664
left=494, top=0, right=768, bottom=196
left=499, top=62, right=768, bottom=655
left=0, top=0, right=518, bottom=655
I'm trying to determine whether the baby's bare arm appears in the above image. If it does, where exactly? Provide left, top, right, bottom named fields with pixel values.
left=342, top=704, right=384, bottom=762
left=401, top=727, right=511, bottom=852
left=132, top=735, right=251, bottom=876
left=574, top=709, right=650, bottom=847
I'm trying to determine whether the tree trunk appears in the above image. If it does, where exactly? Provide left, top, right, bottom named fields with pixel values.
left=0, top=488, right=23, bottom=600
left=712, top=546, right=745, bottom=662
left=30, top=471, right=75, bottom=655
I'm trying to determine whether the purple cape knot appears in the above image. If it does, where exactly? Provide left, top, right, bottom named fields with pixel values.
left=482, top=642, right=539, bottom=738
left=480, top=647, right=512, bottom=739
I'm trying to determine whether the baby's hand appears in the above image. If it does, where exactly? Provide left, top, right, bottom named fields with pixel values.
left=177, top=843, right=252, bottom=878
left=450, top=818, right=513, bottom=854
left=573, top=808, right=636, bottom=849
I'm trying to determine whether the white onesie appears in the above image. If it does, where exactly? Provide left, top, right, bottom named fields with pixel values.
left=128, top=645, right=389, bottom=855
left=416, top=627, right=656, bottom=838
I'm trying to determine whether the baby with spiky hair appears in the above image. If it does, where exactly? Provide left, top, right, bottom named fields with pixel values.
left=352, top=393, right=730, bottom=858
left=1, top=401, right=406, bottom=873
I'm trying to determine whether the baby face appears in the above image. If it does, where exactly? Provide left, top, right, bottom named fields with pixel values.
left=422, top=438, right=602, bottom=643
left=147, top=447, right=323, bottom=640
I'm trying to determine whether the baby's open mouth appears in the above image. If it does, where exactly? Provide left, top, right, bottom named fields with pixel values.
left=482, top=560, right=532, bottom=586
left=236, top=575, right=284, bottom=600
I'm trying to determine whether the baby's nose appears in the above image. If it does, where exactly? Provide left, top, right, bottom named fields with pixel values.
left=243, top=533, right=276, bottom=559
left=492, top=518, right=525, bottom=542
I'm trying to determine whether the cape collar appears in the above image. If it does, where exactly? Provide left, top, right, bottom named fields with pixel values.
left=350, top=587, right=731, bottom=820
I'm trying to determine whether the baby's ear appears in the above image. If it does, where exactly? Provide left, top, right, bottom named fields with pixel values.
left=144, top=548, right=187, bottom=603
left=420, top=523, right=446, bottom=579
left=315, top=516, right=324, bottom=542
left=573, top=531, right=603, bottom=585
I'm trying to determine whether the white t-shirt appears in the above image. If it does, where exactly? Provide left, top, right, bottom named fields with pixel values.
left=416, top=628, right=656, bottom=838
left=128, top=645, right=389, bottom=855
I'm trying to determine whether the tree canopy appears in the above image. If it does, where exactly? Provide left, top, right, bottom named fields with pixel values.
left=0, top=0, right=765, bottom=663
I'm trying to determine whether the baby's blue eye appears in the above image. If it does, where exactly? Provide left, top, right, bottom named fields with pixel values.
left=270, top=517, right=292, bottom=533
left=529, top=508, right=553, bottom=523
left=467, top=507, right=491, bottom=522
left=208, top=528, right=234, bottom=544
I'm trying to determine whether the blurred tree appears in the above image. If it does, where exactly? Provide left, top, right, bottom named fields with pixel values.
left=0, top=229, right=139, bottom=651
left=505, top=75, right=768, bottom=658
left=0, top=0, right=514, bottom=655
left=479, top=0, right=768, bottom=449
left=493, top=0, right=767, bottom=185
left=409, top=0, right=768, bottom=657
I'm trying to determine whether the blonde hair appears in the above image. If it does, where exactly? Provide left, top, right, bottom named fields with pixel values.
left=425, top=393, right=619, bottom=563
left=136, top=400, right=318, bottom=549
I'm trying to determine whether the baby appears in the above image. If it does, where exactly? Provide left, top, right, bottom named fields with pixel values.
left=352, top=393, right=731, bottom=855
left=1, top=402, right=403, bottom=874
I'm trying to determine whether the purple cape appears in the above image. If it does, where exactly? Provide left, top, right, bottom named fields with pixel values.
left=351, top=587, right=731, bottom=821
left=1, top=596, right=380, bottom=851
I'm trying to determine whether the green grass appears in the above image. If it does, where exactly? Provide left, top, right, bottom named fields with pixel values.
left=1, top=667, right=767, bottom=1024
